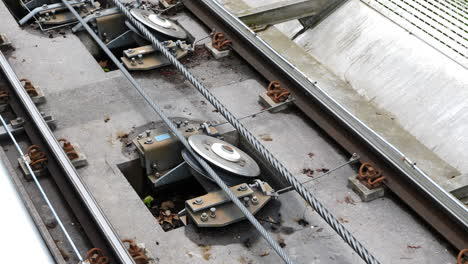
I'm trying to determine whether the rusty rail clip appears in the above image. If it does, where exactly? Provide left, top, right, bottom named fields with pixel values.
left=356, top=162, right=386, bottom=189
left=19, top=78, right=39, bottom=97
left=458, top=249, right=468, bottom=264
left=26, top=145, right=48, bottom=171
left=58, top=138, right=79, bottom=160
left=267, top=81, right=290, bottom=103
left=86, top=248, right=110, bottom=264
left=0, top=90, right=9, bottom=104
left=123, top=239, right=149, bottom=264
left=212, top=32, right=232, bottom=51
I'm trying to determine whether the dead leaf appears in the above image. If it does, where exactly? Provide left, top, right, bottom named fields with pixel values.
left=407, top=245, right=422, bottom=249
left=302, top=168, right=314, bottom=177
left=278, top=238, right=286, bottom=248
left=116, top=131, right=129, bottom=141
left=259, top=251, right=269, bottom=257
left=160, top=201, right=175, bottom=210
left=344, top=195, right=356, bottom=205
left=98, top=60, right=108, bottom=68
left=200, top=245, right=212, bottom=260
left=259, top=133, right=273, bottom=141
left=338, top=217, right=349, bottom=223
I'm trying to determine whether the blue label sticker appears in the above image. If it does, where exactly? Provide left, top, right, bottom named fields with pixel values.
left=155, top=133, right=171, bottom=142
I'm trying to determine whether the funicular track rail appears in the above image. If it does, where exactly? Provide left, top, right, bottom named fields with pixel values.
left=0, top=0, right=466, bottom=263
left=183, top=0, right=468, bottom=251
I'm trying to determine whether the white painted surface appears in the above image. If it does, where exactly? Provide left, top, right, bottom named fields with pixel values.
left=293, top=0, right=468, bottom=174
left=0, top=159, right=54, bottom=263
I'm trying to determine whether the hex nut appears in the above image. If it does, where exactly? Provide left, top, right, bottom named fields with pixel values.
left=251, top=196, right=259, bottom=205
left=201, top=212, right=209, bottom=222
left=209, top=207, right=216, bottom=218
left=243, top=197, right=250, bottom=207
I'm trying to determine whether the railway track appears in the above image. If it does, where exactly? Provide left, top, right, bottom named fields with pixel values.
left=0, top=0, right=466, bottom=263
left=183, top=0, right=468, bottom=251
left=0, top=51, right=135, bottom=263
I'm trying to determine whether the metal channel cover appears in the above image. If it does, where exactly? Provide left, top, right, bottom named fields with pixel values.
left=130, top=9, right=187, bottom=39
left=188, top=135, right=260, bottom=177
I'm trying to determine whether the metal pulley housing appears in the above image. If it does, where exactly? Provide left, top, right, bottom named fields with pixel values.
left=188, top=135, right=261, bottom=178
left=130, top=9, right=188, bottom=39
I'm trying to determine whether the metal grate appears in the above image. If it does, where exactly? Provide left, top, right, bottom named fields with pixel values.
left=363, top=0, right=468, bottom=68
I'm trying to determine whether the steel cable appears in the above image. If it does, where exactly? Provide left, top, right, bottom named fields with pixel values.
left=110, top=1, right=380, bottom=263
left=61, top=1, right=294, bottom=263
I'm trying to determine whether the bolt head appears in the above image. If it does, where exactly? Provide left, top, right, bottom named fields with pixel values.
left=145, top=138, right=153, bottom=144
left=200, top=212, right=208, bottom=222
left=251, top=196, right=259, bottom=205
left=194, top=198, right=203, bottom=205
left=238, top=184, right=248, bottom=191
left=209, top=207, right=216, bottom=218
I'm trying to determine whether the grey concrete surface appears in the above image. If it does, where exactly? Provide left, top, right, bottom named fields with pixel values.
left=0, top=2, right=458, bottom=264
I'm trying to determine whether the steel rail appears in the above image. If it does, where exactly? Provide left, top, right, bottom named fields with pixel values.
left=60, top=1, right=295, bottom=263
left=183, top=0, right=468, bottom=250
left=0, top=50, right=135, bottom=264
left=110, top=1, right=380, bottom=263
